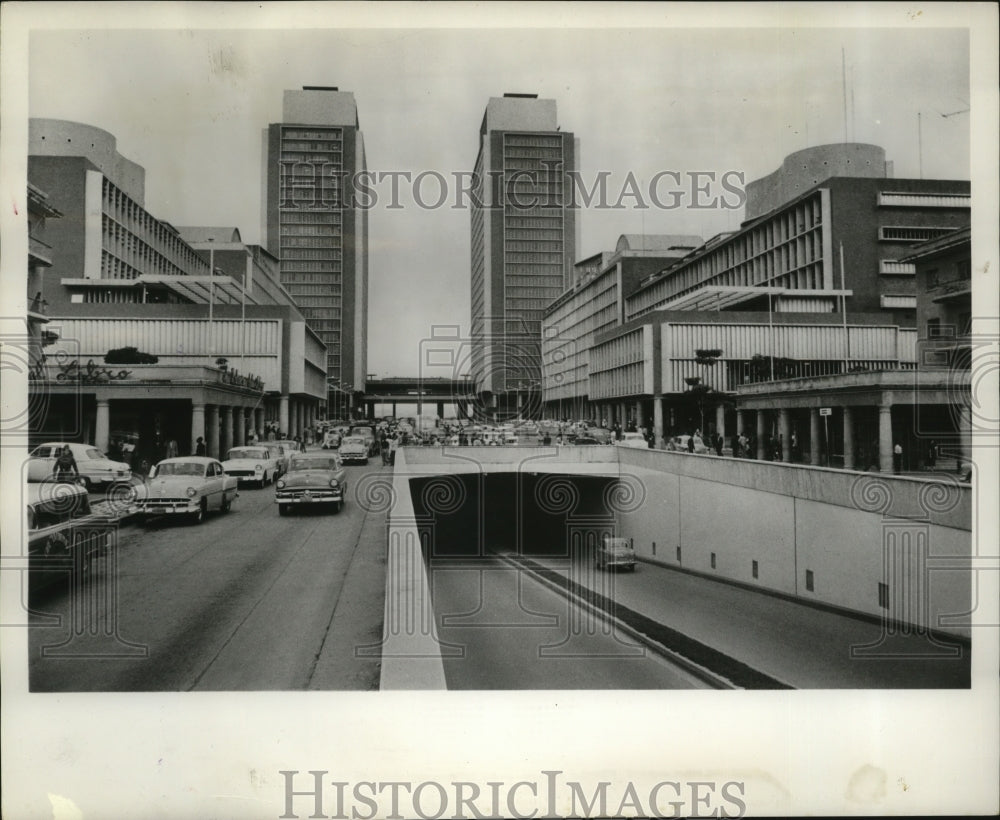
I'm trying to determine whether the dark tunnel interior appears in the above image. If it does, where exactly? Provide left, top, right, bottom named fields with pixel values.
left=408, top=472, right=619, bottom=559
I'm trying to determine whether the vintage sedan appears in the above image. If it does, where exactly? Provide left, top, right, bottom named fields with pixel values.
left=595, top=536, right=637, bottom=572
left=262, top=443, right=287, bottom=476
left=26, top=481, right=110, bottom=591
left=27, top=441, right=131, bottom=490
left=275, top=451, right=347, bottom=515
left=615, top=432, right=650, bottom=449
left=221, top=445, right=280, bottom=488
left=136, top=457, right=238, bottom=524
left=338, top=435, right=369, bottom=465
left=349, top=425, right=378, bottom=456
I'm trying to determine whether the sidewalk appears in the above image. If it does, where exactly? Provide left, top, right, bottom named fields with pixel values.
left=514, top=554, right=970, bottom=689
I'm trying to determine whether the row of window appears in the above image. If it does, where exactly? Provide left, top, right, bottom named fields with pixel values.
left=101, top=181, right=206, bottom=278
left=503, top=230, right=564, bottom=242
left=280, top=210, right=343, bottom=225
left=281, top=249, right=343, bottom=262
left=282, top=236, right=343, bottom=249
left=879, top=226, right=959, bottom=242
left=280, top=224, right=341, bottom=237
left=504, top=251, right=565, bottom=264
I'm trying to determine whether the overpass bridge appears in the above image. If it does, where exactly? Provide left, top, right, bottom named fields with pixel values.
left=360, top=376, right=478, bottom=419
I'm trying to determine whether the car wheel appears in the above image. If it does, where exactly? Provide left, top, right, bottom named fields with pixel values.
left=190, top=499, right=206, bottom=525
left=278, top=504, right=290, bottom=516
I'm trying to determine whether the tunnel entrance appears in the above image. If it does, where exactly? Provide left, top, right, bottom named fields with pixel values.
left=407, top=473, right=618, bottom=559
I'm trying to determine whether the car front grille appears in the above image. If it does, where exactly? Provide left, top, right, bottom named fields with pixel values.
left=141, top=498, right=193, bottom=508
left=276, top=489, right=338, bottom=501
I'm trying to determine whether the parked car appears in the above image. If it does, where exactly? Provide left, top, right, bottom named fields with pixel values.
left=275, top=451, right=348, bottom=515
left=260, top=443, right=286, bottom=475
left=136, top=457, right=238, bottom=524
left=26, top=481, right=109, bottom=591
left=338, top=436, right=369, bottom=464
left=595, top=536, right=637, bottom=571
left=27, top=442, right=131, bottom=490
left=615, top=432, right=649, bottom=449
left=221, top=445, right=281, bottom=488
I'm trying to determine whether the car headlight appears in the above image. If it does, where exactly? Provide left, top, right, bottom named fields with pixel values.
left=186, top=487, right=197, bottom=498
left=255, top=464, right=263, bottom=473
left=276, top=479, right=286, bottom=489
left=329, top=479, right=339, bottom=488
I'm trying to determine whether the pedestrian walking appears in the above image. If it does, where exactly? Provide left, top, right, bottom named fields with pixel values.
left=194, top=436, right=207, bottom=456
left=714, top=434, right=723, bottom=456
left=893, top=442, right=903, bottom=473
left=388, top=434, right=399, bottom=466
left=927, top=440, right=938, bottom=469
left=165, top=438, right=179, bottom=459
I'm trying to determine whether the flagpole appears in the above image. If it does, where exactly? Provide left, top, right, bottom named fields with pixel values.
left=208, top=240, right=215, bottom=362
left=241, top=259, right=246, bottom=372
left=840, top=241, right=849, bottom=371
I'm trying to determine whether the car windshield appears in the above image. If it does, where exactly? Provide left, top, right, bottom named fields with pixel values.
left=228, top=448, right=268, bottom=460
left=289, top=457, right=340, bottom=471
left=85, top=448, right=105, bottom=459
left=154, top=462, right=205, bottom=477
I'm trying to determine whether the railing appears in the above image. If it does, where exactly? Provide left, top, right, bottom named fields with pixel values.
left=28, top=294, right=48, bottom=315
left=29, top=235, right=54, bottom=266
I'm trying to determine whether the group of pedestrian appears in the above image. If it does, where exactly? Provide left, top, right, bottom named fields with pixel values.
left=379, top=431, right=399, bottom=465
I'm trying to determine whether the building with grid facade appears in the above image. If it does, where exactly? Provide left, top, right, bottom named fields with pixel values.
left=542, top=234, right=701, bottom=420
left=470, top=94, right=578, bottom=419
left=263, top=87, right=369, bottom=411
left=27, top=118, right=327, bottom=456
left=627, top=146, right=970, bottom=325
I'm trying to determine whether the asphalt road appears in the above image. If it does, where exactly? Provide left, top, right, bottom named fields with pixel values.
left=429, top=559, right=711, bottom=689
left=28, top=461, right=389, bottom=692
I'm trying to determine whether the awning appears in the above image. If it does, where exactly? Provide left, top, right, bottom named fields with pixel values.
left=60, top=275, right=258, bottom=305
left=137, top=275, right=258, bottom=305
left=654, top=286, right=852, bottom=312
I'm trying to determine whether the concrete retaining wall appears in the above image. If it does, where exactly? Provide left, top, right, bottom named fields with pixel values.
left=385, top=446, right=973, bottom=643
left=617, top=449, right=972, bottom=637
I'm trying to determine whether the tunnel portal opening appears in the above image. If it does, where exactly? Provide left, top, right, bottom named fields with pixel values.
left=408, top=472, right=619, bottom=559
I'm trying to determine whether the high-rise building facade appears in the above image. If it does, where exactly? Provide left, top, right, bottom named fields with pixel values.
left=263, top=87, right=369, bottom=411
left=470, top=94, right=577, bottom=419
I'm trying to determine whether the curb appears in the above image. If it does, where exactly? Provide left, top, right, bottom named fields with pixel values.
left=499, top=553, right=795, bottom=690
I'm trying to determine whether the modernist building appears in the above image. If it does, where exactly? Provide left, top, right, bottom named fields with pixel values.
left=542, top=234, right=701, bottom=420
left=26, top=183, right=61, bottom=368
left=262, top=87, right=369, bottom=410
left=541, top=144, right=970, bottom=472
left=470, top=94, right=578, bottom=419
left=27, top=119, right=327, bottom=463
left=628, top=144, right=969, bottom=325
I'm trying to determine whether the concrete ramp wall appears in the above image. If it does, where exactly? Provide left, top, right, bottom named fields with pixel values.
left=381, top=446, right=973, bottom=657
left=617, top=449, right=973, bottom=638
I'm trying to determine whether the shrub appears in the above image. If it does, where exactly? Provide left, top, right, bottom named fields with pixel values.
left=105, top=346, right=159, bottom=364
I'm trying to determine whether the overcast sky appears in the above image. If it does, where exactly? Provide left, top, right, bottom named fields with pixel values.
left=28, top=23, right=971, bottom=376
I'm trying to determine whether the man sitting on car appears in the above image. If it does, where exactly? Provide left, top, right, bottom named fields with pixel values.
left=53, top=445, right=79, bottom=482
